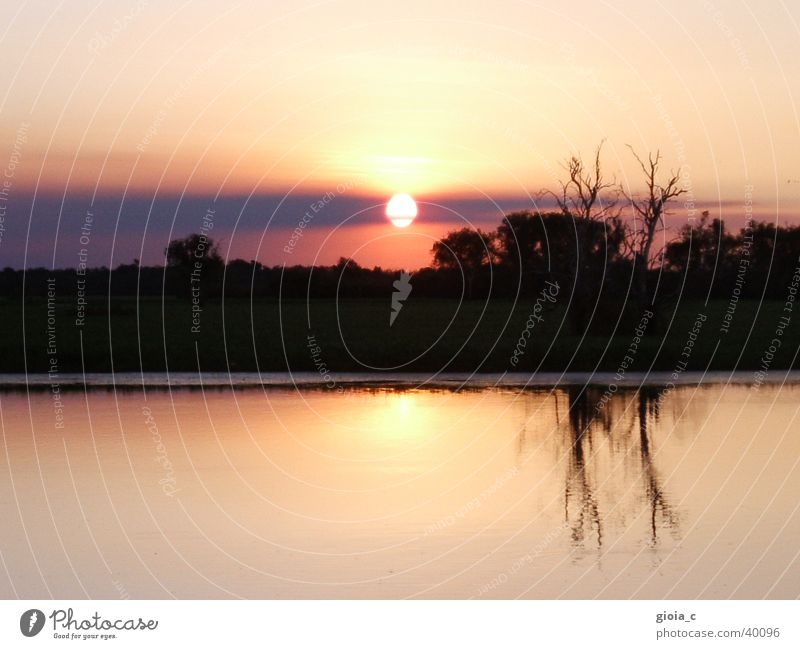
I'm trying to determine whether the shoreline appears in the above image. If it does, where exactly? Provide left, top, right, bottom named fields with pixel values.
left=2, top=370, right=799, bottom=390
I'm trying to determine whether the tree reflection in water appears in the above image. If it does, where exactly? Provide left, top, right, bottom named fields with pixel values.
left=517, top=384, right=683, bottom=552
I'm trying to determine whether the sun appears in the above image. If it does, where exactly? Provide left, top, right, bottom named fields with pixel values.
left=386, top=193, right=417, bottom=228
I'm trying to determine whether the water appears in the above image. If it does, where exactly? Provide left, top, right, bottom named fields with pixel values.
left=1, top=376, right=798, bottom=599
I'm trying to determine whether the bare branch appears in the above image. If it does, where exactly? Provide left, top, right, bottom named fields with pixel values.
left=622, top=146, right=687, bottom=301
left=548, top=141, right=620, bottom=222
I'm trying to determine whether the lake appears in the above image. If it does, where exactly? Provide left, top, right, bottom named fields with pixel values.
left=1, top=373, right=798, bottom=599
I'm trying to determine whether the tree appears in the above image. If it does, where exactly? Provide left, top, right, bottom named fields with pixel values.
left=623, top=148, right=686, bottom=306
left=431, top=228, right=494, bottom=270
left=664, top=211, right=736, bottom=286
left=495, top=211, right=625, bottom=276
left=549, top=141, right=620, bottom=223
left=539, top=142, right=625, bottom=333
left=431, top=228, right=495, bottom=297
left=164, top=233, right=223, bottom=297
left=165, top=233, right=221, bottom=268
left=495, top=211, right=549, bottom=275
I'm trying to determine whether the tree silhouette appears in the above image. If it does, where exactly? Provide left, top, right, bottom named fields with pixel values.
left=164, top=233, right=223, bottom=297
left=549, top=141, right=620, bottom=223
left=622, top=147, right=686, bottom=307
left=165, top=233, right=222, bottom=268
left=541, top=143, right=626, bottom=333
left=430, top=227, right=495, bottom=297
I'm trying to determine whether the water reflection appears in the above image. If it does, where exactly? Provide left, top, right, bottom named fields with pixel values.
left=516, top=385, right=682, bottom=552
left=0, top=380, right=798, bottom=598
left=563, top=386, right=603, bottom=549
left=637, top=387, right=680, bottom=545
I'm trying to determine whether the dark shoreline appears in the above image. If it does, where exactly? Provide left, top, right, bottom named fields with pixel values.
left=3, top=370, right=799, bottom=392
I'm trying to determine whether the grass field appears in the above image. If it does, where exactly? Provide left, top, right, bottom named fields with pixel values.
left=1, top=296, right=798, bottom=374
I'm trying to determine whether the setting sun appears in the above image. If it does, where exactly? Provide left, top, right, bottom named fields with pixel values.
left=386, top=193, right=418, bottom=228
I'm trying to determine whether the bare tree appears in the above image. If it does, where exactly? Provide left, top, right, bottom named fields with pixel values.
left=540, top=141, right=623, bottom=334
left=623, top=147, right=686, bottom=305
left=547, top=140, right=620, bottom=222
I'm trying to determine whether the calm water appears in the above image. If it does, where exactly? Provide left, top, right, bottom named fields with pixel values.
left=1, top=378, right=798, bottom=599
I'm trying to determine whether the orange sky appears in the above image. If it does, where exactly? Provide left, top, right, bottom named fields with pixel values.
left=1, top=0, right=799, bottom=268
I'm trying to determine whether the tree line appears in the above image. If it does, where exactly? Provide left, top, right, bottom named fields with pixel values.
left=4, top=144, right=799, bottom=335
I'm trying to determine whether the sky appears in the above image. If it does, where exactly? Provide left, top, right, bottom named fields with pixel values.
left=1, top=0, right=799, bottom=269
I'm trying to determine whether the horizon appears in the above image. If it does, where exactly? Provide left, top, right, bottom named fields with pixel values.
left=0, top=187, right=787, bottom=271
